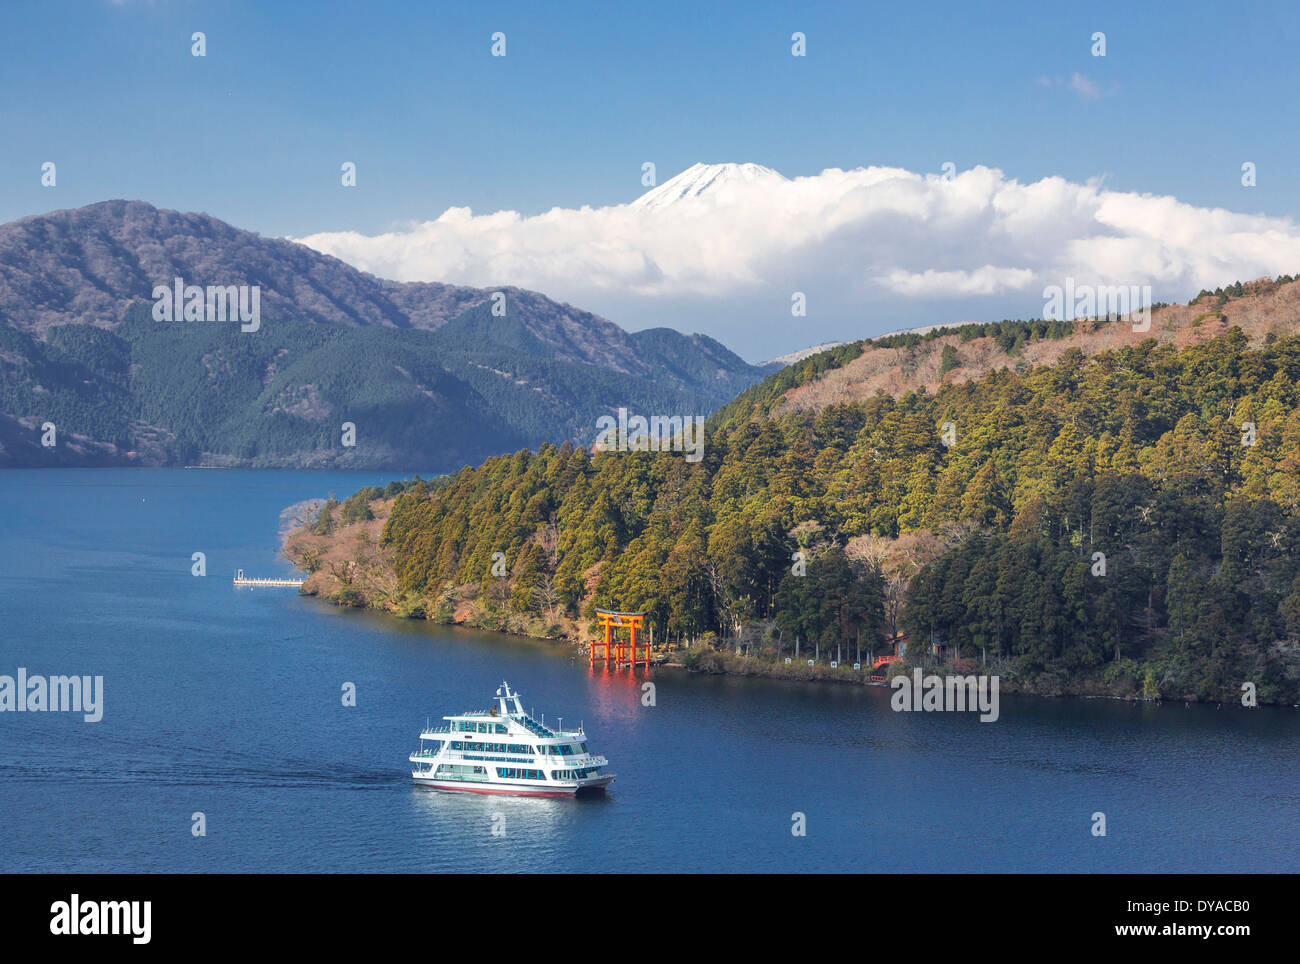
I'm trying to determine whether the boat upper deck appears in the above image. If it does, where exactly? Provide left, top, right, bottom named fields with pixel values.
left=420, top=681, right=586, bottom=742
left=422, top=715, right=579, bottom=738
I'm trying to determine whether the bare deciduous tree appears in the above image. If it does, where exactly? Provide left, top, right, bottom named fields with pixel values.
left=532, top=574, right=561, bottom=619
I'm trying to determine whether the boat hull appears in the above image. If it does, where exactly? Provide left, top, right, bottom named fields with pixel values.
left=413, top=775, right=613, bottom=797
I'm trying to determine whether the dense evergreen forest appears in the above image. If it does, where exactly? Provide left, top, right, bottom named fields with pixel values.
left=1, top=302, right=758, bottom=469
left=317, top=325, right=1300, bottom=704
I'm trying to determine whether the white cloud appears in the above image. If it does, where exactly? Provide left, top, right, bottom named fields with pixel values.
left=1037, top=73, right=1108, bottom=101
left=880, top=266, right=1037, bottom=297
left=292, top=164, right=1300, bottom=358
left=1068, top=72, right=1102, bottom=101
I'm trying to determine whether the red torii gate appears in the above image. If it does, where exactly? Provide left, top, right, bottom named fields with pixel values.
left=592, top=609, right=649, bottom=669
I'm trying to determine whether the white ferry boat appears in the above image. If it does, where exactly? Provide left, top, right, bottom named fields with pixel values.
left=411, top=681, right=614, bottom=797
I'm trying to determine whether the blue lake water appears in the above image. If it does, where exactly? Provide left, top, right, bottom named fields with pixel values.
left=1, top=468, right=1297, bottom=873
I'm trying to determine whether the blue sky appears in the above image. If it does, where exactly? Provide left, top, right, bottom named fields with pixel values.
left=3, top=0, right=1299, bottom=358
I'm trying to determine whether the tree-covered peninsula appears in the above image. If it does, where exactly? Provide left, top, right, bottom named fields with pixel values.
left=287, top=282, right=1300, bottom=705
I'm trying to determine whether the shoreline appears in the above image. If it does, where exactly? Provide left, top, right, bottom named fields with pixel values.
left=291, top=578, right=1298, bottom=709
left=281, top=493, right=1300, bottom=710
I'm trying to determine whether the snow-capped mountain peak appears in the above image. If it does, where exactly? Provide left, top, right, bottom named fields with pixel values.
left=632, top=162, right=787, bottom=211
left=760, top=341, right=850, bottom=369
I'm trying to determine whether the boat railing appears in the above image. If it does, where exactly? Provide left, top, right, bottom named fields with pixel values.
left=445, top=749, right=538, bottom=765
left=512, top=714, right=555, bottom=738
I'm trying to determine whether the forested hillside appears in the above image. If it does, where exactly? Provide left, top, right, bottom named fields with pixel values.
left=292, top=306, right=1300, bottom=704
left=0, top=201, right=764, bottom=467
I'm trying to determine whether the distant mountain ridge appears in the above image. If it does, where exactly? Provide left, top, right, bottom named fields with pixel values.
left=0, top=201, right=766, bottom=468
left=760, top=341, right=850, bottom=370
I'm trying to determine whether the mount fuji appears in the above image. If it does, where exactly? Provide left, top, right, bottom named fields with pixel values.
left=631, top=162, right=787, bottom=211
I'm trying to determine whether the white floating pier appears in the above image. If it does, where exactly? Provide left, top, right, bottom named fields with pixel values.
left=233, top=568, right=305, bottom=588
